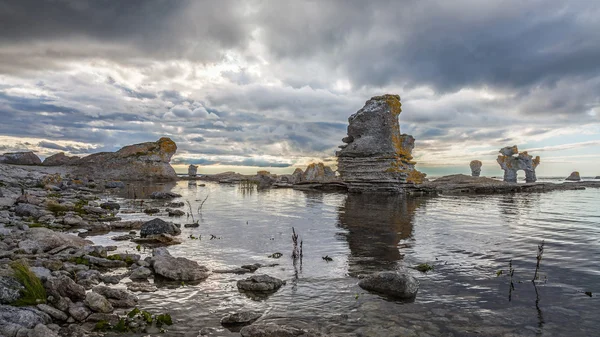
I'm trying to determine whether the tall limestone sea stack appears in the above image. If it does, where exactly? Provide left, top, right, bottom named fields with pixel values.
left=336, top=95, right=426, bottom=193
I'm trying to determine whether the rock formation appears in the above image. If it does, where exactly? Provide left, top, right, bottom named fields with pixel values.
left=496, top=146, right=540, bottom=183
left=470, top=160, right=482, bottom=177
left=188, top=164, right=198, bottom=177
left=302, top=163, right=336, bottom=182
left=565, top=171, right=581, bottom=181
left=42, top=152, right=80, bottom=166
left=72, top=137, right=177, bottom=181
left=0, top=152, right=41, bottom=165
left=336, top=95, right=425, bottom=193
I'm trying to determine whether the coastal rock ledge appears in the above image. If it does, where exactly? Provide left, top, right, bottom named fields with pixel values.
left=336, top=95, right=426, bottom=193
left=72, top=137, right=178, bottom=181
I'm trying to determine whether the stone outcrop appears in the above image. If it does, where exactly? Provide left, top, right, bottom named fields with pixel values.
left=0, top=152, right=42, bottom=165
left=188, top=164, right=198, bottom=177
left=566, top=171, right=581, bottom=181
left=42, top=153, right=79, bottom=166
left=336, top=95, right=426, bottom=192
left=496, top=146, right=540, bottom=183
left=72, top=137, right=177, bottom=181
left=470, top=160, right=482, bottom=177
left=302, top=163, right=336, bottom=182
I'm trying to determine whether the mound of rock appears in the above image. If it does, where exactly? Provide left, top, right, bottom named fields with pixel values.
left=151, top=248, right=210, bottom=281
left=336, top=95, right=426, bottom=193
left=0, top=152, right=42, bottom=165
left=302, top=163, right=336, bottom=182
left=140, top=218, right=181, bottom=237
left=42, top=152, right=80, bottom=166
left=358, top=270, right=419, bottom=299
left=566, top=171, right=581, bottom=181
left=71, top=137, right=177, bottom=181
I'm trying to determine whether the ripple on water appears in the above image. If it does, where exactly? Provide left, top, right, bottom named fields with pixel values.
left=87, top=181, right=600, bottom=336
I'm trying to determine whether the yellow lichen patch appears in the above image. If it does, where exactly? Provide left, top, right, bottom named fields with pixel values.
left=257, top=170, right=270, bottom=175
left=158, top=137, right=177, bottom=154
left=533, top=156, right=541, bottom=168
left=406, top=170, right=426, bottom=184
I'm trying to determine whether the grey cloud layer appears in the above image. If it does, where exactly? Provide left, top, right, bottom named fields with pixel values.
left=1, top=0, right=599, bottom=168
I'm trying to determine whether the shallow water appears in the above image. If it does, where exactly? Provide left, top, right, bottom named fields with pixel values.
left=89, top=180, right=600, bottom=336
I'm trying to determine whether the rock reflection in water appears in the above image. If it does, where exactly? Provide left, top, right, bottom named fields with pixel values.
left=337, top=193, right=425, bottom=276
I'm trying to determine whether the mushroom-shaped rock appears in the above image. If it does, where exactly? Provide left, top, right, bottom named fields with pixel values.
left=188, top=164, right=198, bottom=177
left=358, top=270, right=419, bottom=299
left=469, top=160, right=482, bottom=177
left=236, top=274, right=285, bottom=293
left=496, top=145, right=540, bottom=183
left=151, top=248, right=210, bottom=281
left=336, top=95, right=426, bottom=192
left=565, top=171, right=581, bottom=181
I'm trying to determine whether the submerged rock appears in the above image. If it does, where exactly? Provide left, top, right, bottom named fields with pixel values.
left=239, top=324, right=321, bottom=337
left=150, top=191, right=182, bottom=199
left=71, top=137, right=178, bottom=181
left=237, top=274, right=285, bottom=293
left=566, top=171, right=581, bottom=181
left=151, top=248, right=210, bottom=281
left=336, top=95, right=426, bottom=192
left=358, top=270, right=419, bottom=299
left=140, top=218, right=181, bottom=237
left=470, top=160, right=482, bottom=177
left=496, top=146, right=540, bottom=183
left=221, top=311, right=262, bottom=326
left=0, top=152, right=42, bottom=165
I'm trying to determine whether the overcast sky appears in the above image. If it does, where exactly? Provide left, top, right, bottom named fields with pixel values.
left=1, top=0, right=599, bottom=177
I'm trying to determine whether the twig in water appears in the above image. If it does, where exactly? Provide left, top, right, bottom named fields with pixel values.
left=532, top=240, right=545, bottom=282
left=508, top=259, right=515, bottom=301
left=197, top=194, right=209, bottom=214
left=291, top=227, right=300, bottom=260
left=185, top=200, right=197, bottom=224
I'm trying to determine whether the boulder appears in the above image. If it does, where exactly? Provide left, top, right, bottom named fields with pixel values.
left=0, top=276, right=24, bottom=304
left=129, top=267, right=152, bottom=281
left=257, top=171, right=276, bottom=190
left=71, top=137, right=178, bottom=181
left=302, top=163, right=336, bottom=183
left=92, top=286, right=137, bottom=308
left=18, top=228, right=89, bottom=254
left=28, top=323, right=59, bottom=337
left=100, top=202, right=120, bottom=211
left=42, top=153, right=79, bottom=166
left=140, top=218, right=181, bottom=237
left=0, top=152, right=41, bottom=165
left=469, top=160, right=482, bottom=177
left=151, top=248, right=210, bottom=281
left=132, top=233, right=182, bottom=245
left=36, top=304, right=68, bottom=321
left=44, top=275, right=86, bottom=302
left=83, top=291, right=113, bottom=313
left=0, top=304, right=51, bottom=332
left=68, top=302, right=91, bottom=322
left=15, top=204, right=45, bottom=219
left=358, top=270, right=419, bottom=299
left=188, top=164, right=198, bottom=177
left=336, top=95, right=426, bottom=192
left=566, top=171, right=581, bottom=181
left=221, top=311, right=262, bottom=326
left=150, top=191, right=182, bottom=199
left=236, top=275, right=285, bottom=292
left=167, top=209, right=185, bottom=217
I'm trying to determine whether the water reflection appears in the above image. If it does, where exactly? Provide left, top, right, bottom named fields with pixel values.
left=337, top=194, right=426, bottom=276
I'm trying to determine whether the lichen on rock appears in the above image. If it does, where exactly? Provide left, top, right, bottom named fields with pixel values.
left=496, top=146, right=540, bottom=183
left=336, top=95, right=425, bottom=192
left=470, top=160, right=482, bottom=177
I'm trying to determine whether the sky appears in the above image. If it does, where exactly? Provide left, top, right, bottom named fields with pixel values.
left=0, top=0, right=599, bottom=177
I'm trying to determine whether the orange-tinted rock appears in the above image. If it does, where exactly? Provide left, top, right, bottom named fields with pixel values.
left=336, top=95, right=425, bottom=192
left=42, top=152, right=80, bottom=166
